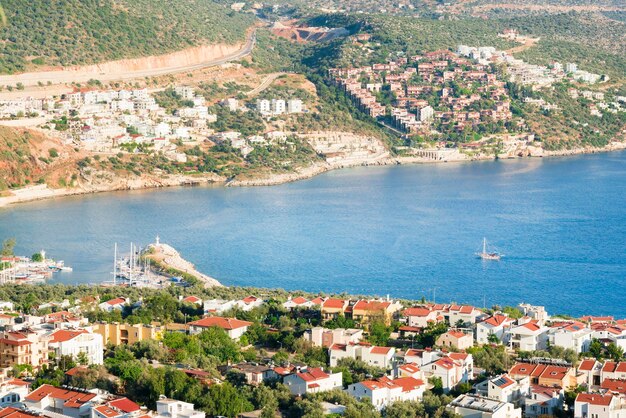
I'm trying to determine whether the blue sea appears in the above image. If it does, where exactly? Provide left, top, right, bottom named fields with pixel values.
left=0, top=152, right=625, bottom=317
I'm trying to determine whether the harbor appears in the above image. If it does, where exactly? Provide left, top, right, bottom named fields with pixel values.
left=103, top=237, right=221, bottom=289
left=0, top=250, right=72, bottom=284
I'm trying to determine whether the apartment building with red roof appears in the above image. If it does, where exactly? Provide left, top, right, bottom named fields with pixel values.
left=188, top=316, right=252, bottom=340
left=403, top=306, right=442, bottom=328
left=508, top=363, right=576, bottom=389
left=549, top=321, right=593, bottom=353
left=328, top=342, right=395, bottom=368
left=0, top=407, right=40, bottom=418
left=305, top=326, right=363, bottom=348
left=575, top=393, right=625, bottom=418
left=476, top=314, right=515, bottom=344
left=578, top=358, right=602, bottom=388
left=347, top=376, right=425, bottom=410
left=524, top=385, right=564, bottom=417
left=352, top=299, right=402, bottom=326
left=436, top=330, right=473, bottom=350
left=506, top=321, right=550, bottom=352
left=24, top=384, right=99, bottom=418
left=320, top=299, right=349, bottom=321
left=283, top=367, right=342, bottom=396
left=48, top=329, right=104, bottom=365
left=601, top=362, right=626, bottom=382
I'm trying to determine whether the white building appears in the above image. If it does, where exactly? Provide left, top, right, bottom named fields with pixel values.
left=174, top=86, right=195, bottom=101
left=575, top=393, right=626, bottom=418
left=403, top=307, right=441, bottom=328
left=419, top=105, right=434, bottom=122
left=525, top=385, right=564, bottom=417
left=156, top=397, right=205, bottom=418
left=0, top=378, right=30, bottom=406
left=305, top=327, right=363, bottom=348
left=329, top=343, right=395, bottom=368
left=549, top=322, right=593, bottom=353
left=287, top=99, right=303, bottom=114
left=98, top=297, right=127, bottom=312
left=256, top=99, right=271, bottom=115
left=476, top=314, right=515, bottom=344
left=271, top=99, right=286, bottom=115
left=565, top=63, right=578, bottom=73
left=283, top=368, right=342, bottom=396
left=187, top=317, right=252, bottom=340
left=475, top=374, right=530, bottom=405
left=447, top=394, right=522, bottom=418
left=506, top=322, right=549, bottom=351
left=347, top=376, right=425, bottom=410
left=48, top=329, right=104, bottom=365
left=24, top=384, right=99, bottom=418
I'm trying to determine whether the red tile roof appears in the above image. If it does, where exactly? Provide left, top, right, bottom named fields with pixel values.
left=50, top=329, right=88, bottom=343
left=189, top=316, right=252, bottom=330
left=399, top=363, right=421, bottom=373
left=297, top=367, right=329, bottom=382
left=182, top=296, right=202, bottom=304
left=394, top=376, right=425, bottom=392
left=603, top=362, right=618, bottom=373
left=576, top=393, right=614, bottom=406
left=108, top=397, right=140, bottom=413
left=578, top=359, right=598, bottom=372
left=25, top=384, right=96, bottom=407
left=370, top=346, right=393, bottom=355
left=403, top=307, right=432, bottom=317
left=601, top=379, right=626, bottom=395
left=483, top=314, right=512, bottom=327
left=493, top=374, right=515, bottom=388
left=447, top=330, right=467, bottom=339
left=291, top=297, right=308, bottom=305
left=94, top=406, right=120, bottom=418
left=105, top=297, right=126, bottom=306
left=241, top=296, right=259, bottom=304
left=353, top=300, right=391, bottom=312
left=322, top=298, right=346, bottom=309
left=0, top=407, right=41, bottom=418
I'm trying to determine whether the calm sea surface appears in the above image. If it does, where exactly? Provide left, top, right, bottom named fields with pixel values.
left=0, top=152, right=625, bottom=317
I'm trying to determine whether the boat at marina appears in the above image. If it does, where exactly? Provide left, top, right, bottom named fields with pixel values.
left=476, top=238, right=502, bottom=261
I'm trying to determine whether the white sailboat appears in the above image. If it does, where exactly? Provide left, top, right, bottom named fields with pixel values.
left=476, top=237, right=502, bottom=261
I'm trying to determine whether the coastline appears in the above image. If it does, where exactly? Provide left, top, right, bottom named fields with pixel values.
left=1, top=141, right=624, bottom=208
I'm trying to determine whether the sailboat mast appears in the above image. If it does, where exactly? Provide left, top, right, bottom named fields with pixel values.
left=113, top=243, right=117, bottom=286
left=483, top=238, right=487, bottom=254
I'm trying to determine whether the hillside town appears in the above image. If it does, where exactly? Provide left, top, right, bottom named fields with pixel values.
left=0, top=85, right=306, bottom=161
left=0, top=287, right=624, bottom=418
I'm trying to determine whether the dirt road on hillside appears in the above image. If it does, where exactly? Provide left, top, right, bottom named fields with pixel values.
left=0, top=31, right=256, bottom=89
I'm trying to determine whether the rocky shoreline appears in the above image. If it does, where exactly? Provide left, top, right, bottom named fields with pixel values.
left=1, top=141, right=624, bottom=208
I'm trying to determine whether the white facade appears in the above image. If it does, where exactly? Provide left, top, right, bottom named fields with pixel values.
left=283, top=368, right=342, bottom=396
left=448, top=394, right=522, bottom=418
left=156, top=398, right=205, bottom=418
left=48, top=330, right=104, bottom=365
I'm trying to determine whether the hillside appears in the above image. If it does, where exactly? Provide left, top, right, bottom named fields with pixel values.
left=0, top=126, right=80, bottom=190
left=0, top=0, right=254, bottom=74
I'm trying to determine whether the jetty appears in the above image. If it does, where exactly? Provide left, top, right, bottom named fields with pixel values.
left=142, top=237, right=222, bottom=288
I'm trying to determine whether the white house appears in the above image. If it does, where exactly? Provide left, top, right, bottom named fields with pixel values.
left=403, top=307, right=441, bottom=328
left=0, top=379, right=30, bottom=406
left=48, top=329, right=104, bottom=365
left=98, top=297, right=127, bottom=312
left=187, top=317, right=252, bottom=340
left=574, top=393, right=626, bottom=418
left=448, top=394, right=521, bottom=418
left=506, top=322, right=549, bottom=351
left=436, top=330, right=474, bottom=350
left=283, top=368, right=342, bottom=396
left=429, top=353, right=474, bottom=393
left=347, top=376, right=425, bottom=410
left=156, top=397, right=205, bottom=418
left=329, top=343, right=395, bottom=368
left=306, top=327, right=363, bottom=348
left=549, top=322, right=593, bottom=353
left=475, top=374, right=530, bottom=405
left=446, top=305, right=483, bottom=326
left=525, top=385, right=564, bottom=417
left=476, top=314, right=515, bottom=344
left=24, top=384, right=99, bottom=418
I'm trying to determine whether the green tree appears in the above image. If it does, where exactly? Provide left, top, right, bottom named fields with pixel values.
left=368, top=320, right=392, bottom=346
left=1, top=238, right=16, bottom=256
left=31, top=252, right=44, bottom=262
left=205, top=382, right=253, bottom=418
left=607, top=343, right=624, bottom=361
left=76, top=351, right=89, bottom=365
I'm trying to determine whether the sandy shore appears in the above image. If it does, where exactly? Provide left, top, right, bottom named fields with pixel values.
left=1, top=141, right=624, bottom=208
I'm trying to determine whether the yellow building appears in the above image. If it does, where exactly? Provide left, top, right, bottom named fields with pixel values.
left=93, top=323, right=162, bottom=345
left=0, top=331, right=50, bottom=370
left=352, top=300, right=402, bottom=326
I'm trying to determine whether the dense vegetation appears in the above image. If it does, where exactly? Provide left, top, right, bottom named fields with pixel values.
left=0, top=0, right=254, bottom=73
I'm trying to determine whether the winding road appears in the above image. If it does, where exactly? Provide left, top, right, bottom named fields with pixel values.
left=0, top=30, right=257, bottom=88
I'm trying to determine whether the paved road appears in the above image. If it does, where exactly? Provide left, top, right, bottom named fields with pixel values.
left=0, top=31, right=256, bottom=88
